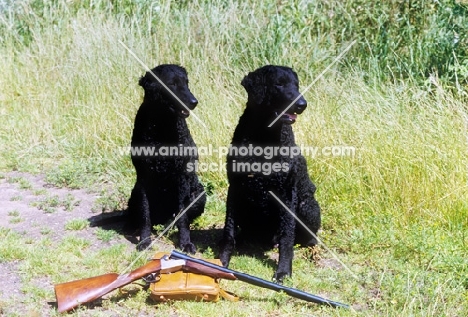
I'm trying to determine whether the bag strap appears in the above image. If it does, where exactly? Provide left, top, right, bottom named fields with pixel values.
left=219, top=288, right=239, bottom=302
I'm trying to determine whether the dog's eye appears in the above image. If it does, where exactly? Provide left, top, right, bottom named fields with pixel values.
left=275, top=83, right=284, bottom=88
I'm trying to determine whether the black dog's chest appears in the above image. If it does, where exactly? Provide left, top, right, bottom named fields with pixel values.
left=227, top=148, right=293, bottom=181
left=132, top=125, right=198, bottom=174
left=240, top=171, right=287, bottom=192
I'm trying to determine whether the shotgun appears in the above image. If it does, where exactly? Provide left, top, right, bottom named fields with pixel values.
left=55, top=250, right=349, bottom=313
left=54, top=255, right=236, bottom=313
left=171, top=251, right=349, bottom=309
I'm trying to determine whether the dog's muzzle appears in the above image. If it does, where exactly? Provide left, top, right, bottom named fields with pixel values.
left=175, top=97, right=198, bottom=118
left=279, top=97, right=307, bottom=124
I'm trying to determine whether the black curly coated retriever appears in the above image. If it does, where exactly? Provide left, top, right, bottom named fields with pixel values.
left=219, top=65, right=321, bottom=282
left=128, top=64, right=205, bottom=252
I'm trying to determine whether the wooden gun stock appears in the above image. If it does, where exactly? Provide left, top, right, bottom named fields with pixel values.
left=54, top=259, right=162, bottom=313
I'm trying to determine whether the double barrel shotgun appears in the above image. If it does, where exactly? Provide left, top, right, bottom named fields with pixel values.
left=54, top=250, right=349, bottom=312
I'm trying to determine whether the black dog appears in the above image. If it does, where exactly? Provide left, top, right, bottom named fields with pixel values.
left=128, top=64, right=205, bottom=252
left=219, top=65, right=321, bottom=282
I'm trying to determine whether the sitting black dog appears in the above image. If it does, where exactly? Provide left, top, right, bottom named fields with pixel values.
left=219, top=65, right=321, bottom=282
left=128, top=64, right=205, bottom=252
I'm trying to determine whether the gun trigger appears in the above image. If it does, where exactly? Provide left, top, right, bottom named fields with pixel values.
left=143, top=273, right=160, bottom=283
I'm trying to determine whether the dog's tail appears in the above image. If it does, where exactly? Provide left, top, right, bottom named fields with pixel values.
left=89, top=210, right=132, bottom=228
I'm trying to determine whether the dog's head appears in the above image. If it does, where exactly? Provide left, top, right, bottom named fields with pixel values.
left=241, top=65, right=307, bottom=124
left=139, top=64, right=198, bottom=118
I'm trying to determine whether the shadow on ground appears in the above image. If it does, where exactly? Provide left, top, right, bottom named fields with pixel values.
left=88, top=210, right=278, bottom=271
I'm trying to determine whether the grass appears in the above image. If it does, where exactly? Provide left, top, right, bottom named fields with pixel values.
left=7, top=210, right=20, bottom=217
left=6, top=176, right=32, bottom=189
left=0, top=0, right=467, bottom=316
left=7, top=210, right=23, bottom=224
left=95, top=228, right=118, bottom=242
left=30, top=194, right=80, bottom=213
left=64, top=219, right=89, bottom=231
left=32, top=188, right=47, bottom=196
left=9, top=195, right=23, bottom=201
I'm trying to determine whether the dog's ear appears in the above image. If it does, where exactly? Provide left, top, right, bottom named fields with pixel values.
left=139, top=72, right=162, bottom=99
left=241, top=70, right=265, bottom=105
left=139, top=73, right=155, bottom=90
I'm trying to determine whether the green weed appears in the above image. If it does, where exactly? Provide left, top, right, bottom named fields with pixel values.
left=30, top=194, right=80, bottom=213
left=30, top=195, right=60, bottom=213
left=9, top=195, right=22, bottom=201
left=32, top=189, right=47, bottom=196
left=64, top=219, right=89, bottom=231
left=8, top=210, right=24, bottom=223
left=61, top=193, right=81, bottom=211
left=7, top=210, right=20, bottom=217
left=6, top=176, right=32, bottom=189
left=8, top=217, right=23, bottom=224
left=92, top=187, right=128, bottom=213
left=95, top=228, right=118, bottom=242
left=40, top=227, right=52, bottom=235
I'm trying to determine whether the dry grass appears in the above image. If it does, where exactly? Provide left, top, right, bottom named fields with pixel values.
left=0, top=1, right=467, bottom=316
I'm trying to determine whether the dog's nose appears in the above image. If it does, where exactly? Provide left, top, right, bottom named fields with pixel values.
left=189, top=97, right=198, bottom=108
left=295, top=97, right=307, bottom=113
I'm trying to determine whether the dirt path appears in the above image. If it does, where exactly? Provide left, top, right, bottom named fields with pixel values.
left=0, top=172, right=99, bottom=241
left=0, top=171, right=136, bottom=315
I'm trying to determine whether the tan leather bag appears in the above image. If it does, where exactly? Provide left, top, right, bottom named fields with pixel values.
left=149, top=252, right=238, bottom=302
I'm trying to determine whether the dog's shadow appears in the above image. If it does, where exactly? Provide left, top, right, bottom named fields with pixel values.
left=223, top=238, right=279, bottom=272
left=87, top=210, right=140, bottom=245
left=191, top=229, right=279, bottom=272
left=88, top=211, right=277, bottom=272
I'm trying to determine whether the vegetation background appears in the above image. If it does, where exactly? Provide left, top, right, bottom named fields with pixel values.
left=0, top=0, right=467, bottom=316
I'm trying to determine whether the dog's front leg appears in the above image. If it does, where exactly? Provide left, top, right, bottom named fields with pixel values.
left=133, top=182, right=152, bottom=251
left=176, top=213, right=196, bottom=254
left=274, top=200, right=296, bottom=283
left=219, top=187, right=237, bottom=267
left=176, top=177, right=197, bottom=254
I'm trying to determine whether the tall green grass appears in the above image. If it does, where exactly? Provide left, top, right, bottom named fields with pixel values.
left=0, top=0, right=467, bottom=315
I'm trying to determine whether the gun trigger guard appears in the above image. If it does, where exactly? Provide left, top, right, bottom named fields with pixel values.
left=143, top=273, right=160, bottom=284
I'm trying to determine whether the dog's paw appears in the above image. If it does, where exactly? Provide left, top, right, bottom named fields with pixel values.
left=219, top=253, right=230, bottom=267
left=137, top=238, right=152, bottom=251
left=306, top=236, right=318, bottom=246
left=273, top=270, right=291, bottom=284
left=218, top=238, right=234, bottom=267
left=218, top=246, right=233, bottom=267
left=181, top=242, right=197, bottom=254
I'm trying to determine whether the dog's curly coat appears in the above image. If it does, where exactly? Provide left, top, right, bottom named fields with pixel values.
left=128, top=64, right=205, bottom=252
left=219, top=65, right=321, bottom=282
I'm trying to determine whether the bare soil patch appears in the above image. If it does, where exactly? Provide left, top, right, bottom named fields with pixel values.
left=0, top=172, right=99, bottom=241
left=0, top=171, right=137, bottom=315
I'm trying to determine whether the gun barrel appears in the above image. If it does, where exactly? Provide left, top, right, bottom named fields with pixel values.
left=170, top=250, right=349, bottom=309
